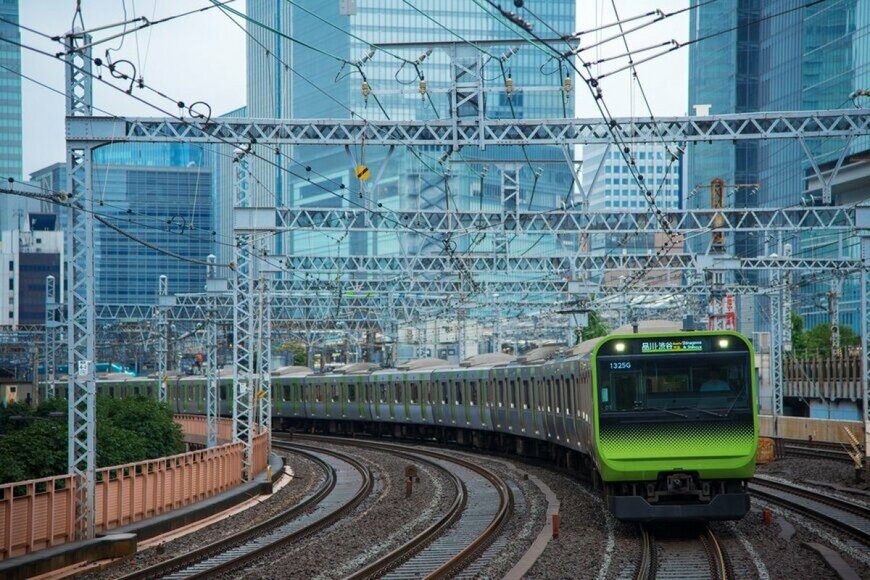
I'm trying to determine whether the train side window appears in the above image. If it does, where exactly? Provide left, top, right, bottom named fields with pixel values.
left=348, top=384, right=356, bottom=403
left=455, top=381, right=463, bottom=405
left=379, top=383, right=387, bottom=403
left=441, top=381, right=449, bottom=404
left=496, top=379, right=504, bottom=407
left=316, top=385, right=324, bottom=403
left=409, top=381, right=418, bottom=404
left=556, top=377, right=563, bottom=413
left=522, top=379, right=530, bottom=410
left=567, top=375, right=574, bottom=414
left=330, top=383, right=339, bottom=403
left=394, top=382, right=403, bottom=404
left=469, top=380, right=477, bottom=406
left=220, top=385, right=227, bottom=400
left=508, top=379, right=516, bottom=409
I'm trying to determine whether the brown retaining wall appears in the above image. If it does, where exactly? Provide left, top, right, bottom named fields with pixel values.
left=0, top=416, right=267, bottom=560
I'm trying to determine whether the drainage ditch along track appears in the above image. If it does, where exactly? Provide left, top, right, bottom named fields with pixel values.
left=749, top=475, right=870, bottom=544
left=122, top=443, right=373, bottom=579
left=288, top=434, right=513, bottom=579
left=635, top=525, right=730, bottom=580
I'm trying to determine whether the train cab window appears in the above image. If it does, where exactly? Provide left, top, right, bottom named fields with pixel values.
left=455, top=381, right=463, bottom=405
left=441, top=381, right=449, bottom=404
left=394, top=383, right=403, bottom=404
left=522, top=379, right=530, bottom=410
left=409, top=382, right=418, bottom=404
left=469, top=380, right=477, bottom=406
left=348, top=384, right=356, bottom=403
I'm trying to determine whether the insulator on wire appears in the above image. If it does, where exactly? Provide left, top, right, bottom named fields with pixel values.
left=505, top=74, right=514, bottom=94
left=361, top=81, right=370, bottom=101
left=419, top=77, right=427, bottom=99
left=563, top=74, right=573, bottom=93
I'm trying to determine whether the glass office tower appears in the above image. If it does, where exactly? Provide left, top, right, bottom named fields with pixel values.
left=687, top=0, right=870, bottom=334
left=245, top=0, right=576, bottom=288
left=31, top=144, right=214, bottom=305
left=0, top=0, right=24, bottom=234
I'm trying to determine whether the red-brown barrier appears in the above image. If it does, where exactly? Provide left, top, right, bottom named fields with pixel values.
left=0, top=416, right=267, bottom=561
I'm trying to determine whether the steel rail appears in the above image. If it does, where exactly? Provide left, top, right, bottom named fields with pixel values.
left=636, top=525, right=730, bottom=580
left=289, top=434, right=513, bottom=579
left=121, top=444, right=371, bottom=579
left=750, top=475, right=870, bottom=544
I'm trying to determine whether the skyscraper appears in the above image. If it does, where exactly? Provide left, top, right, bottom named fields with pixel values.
left=0, top=0, right=24, bottom=234
left=243, top=0, right=577, bottom=286
left=687, top=0, right=870, bottom=333
left=31, top=144, right=214, bottom=305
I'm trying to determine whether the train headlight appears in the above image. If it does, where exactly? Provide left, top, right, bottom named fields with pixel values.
left=718, top=338, right=729, bottom=348
left=614, top=342, right=626, bottom=353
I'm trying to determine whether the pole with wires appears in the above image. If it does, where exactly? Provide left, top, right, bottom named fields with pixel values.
left=65, top=29, right=97, bottom=541
left=156, top=275, right=169, bottom=403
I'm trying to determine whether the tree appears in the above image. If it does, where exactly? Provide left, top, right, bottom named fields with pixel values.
left=278, top=342, right=309, bottom=366
left=580, top=311, right=610, bottom=342
left=0, top=396, right=185, bottom=484
left=790, top=312, right=807, bottom=353
left=804, top=323, right=859, bottom=353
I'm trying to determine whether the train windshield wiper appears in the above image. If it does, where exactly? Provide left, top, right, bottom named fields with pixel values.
left=670, top=405, right=725, bottom=418
left=644, top=406, right=689, bottom=419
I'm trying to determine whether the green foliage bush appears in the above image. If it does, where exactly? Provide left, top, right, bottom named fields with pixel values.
left=0, top=396, right=184, bottom=484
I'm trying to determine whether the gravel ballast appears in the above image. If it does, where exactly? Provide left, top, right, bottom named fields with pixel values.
left=236, top=442, right=457, bottom=579
left=87, top=450, right=321, bottom=579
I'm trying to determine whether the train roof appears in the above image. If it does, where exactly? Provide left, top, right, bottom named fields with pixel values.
left=396, top=358, right=453, bottom=371
left=459, top=352, right=516, bottom=368
left=272, top=365, right=314, bottom=377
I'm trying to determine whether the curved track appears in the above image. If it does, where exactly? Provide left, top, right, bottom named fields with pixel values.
left=781, top=440, right=854, bottom=464
left=635, top=526, right=730, bottom=580
left=122, top=444, right=372, bottom=579
left=288, top=434, right=513, bottom=579
left=749, top=475, right=870, bottom=544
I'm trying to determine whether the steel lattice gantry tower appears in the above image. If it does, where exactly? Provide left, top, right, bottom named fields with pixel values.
left=65, top=32, right=97, bottom=541
left=65, top=99, right=870, bottom=501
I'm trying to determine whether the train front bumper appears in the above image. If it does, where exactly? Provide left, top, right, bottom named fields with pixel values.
left=609, top=492, right=750, bottom=522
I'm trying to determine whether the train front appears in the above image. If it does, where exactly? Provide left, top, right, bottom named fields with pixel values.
left=592, top=331, right=757, bottom=521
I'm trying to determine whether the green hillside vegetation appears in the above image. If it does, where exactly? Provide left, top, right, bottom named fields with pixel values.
left=0, top=396, right=184, bottom=484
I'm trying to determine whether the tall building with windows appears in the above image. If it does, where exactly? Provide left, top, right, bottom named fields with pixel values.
left=30, top=144, right=214, bottom=305
left=0, top=0, right=24, bottom=234
left=243, top=0, right=577, bottom=281
left=687, top=0, right=870, bottom=334
left=584, top=143, right=682, bottom=254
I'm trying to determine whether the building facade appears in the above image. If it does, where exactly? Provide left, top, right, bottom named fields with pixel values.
left=687, top=0, right=870, bottom=335
left=0, top=0, right=24, bottom=234
left=30, top=144, right=214, bottom=305
left=238, top=1, right=576, bottom=356
left=0, top=212, right=63, bottom=327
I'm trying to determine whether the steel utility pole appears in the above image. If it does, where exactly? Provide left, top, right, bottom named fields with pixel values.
left=65, top=30, right=97, bottom=541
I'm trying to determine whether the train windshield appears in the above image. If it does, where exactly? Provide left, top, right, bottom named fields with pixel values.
left=596, top=352, right=752, bottom=420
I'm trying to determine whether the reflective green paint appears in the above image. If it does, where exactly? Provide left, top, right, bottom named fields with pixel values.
left=590, top=330, right=759, bottom=482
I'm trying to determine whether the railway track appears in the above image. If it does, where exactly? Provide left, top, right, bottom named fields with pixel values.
left=289, top=434, right=513, bottom=579
left=635, top=525, right=730, bottom=580
left=121, top=443, right=373, bottom=579
left=781, top=441, right=854, bottom=464
left=749, top=474, right=870, bottom=544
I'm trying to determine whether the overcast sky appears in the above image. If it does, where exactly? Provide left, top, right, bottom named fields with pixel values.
left=19, top=1, right=689, bottom=177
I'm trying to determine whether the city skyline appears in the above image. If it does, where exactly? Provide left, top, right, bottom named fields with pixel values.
left=17, top=0, right=691, bottom=177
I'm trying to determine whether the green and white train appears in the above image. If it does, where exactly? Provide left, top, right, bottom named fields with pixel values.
left=45, top=329, right=758, bottom=521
